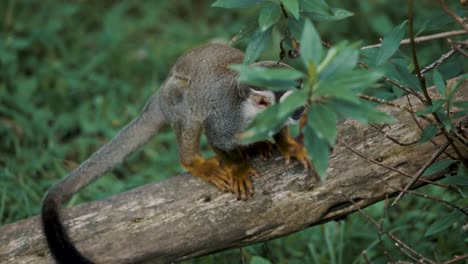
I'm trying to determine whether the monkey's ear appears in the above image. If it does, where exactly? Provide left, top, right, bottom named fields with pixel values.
left=248, top=89, right=275, bottom=109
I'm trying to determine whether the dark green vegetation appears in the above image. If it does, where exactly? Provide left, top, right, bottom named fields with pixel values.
left=1, top=0, right=466, bottom=263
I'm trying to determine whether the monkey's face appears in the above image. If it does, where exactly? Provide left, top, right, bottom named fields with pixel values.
left=242, top=88, right=306, bottom=126
left=242, top=89, right=276, bottom=124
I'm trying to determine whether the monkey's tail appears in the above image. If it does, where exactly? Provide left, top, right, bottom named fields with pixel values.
left=42, top=192, right=94, bottom=264
left=41, top=93, right=166, bottom=263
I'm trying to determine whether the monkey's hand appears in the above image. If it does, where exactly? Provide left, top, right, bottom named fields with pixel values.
left=183, top=156, right=233, bottom=192
left=275, top=133, right=312, bottom=170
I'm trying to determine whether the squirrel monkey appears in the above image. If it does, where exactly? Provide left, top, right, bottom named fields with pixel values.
left=42, top=44, right=311, bottom=263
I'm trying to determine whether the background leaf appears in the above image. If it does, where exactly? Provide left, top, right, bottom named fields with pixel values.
left=212, top=0, right=265, bottom=8
left=376, top=20, right=407, bottom=65
left=422, top=160, right=456, bottom=176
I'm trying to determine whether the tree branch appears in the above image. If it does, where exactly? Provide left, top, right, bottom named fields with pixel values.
left=0, top=78, right=466, bottom=264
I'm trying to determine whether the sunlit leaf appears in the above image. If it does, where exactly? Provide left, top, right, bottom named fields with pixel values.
left=258, top=3, right=281, bottom=31
left=300, top=19, right=323, bottom=70
left=318, top=41, right=359, bottom=80
left=280, top=0, right=300, bottom=19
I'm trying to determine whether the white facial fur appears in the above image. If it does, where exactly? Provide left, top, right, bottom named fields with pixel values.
left=242, top=89, right=275, bottom=124
left=279, top=90, right=299, bottom=125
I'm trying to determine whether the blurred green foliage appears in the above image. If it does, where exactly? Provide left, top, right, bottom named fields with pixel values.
left=1, top=0, right=466, bottom=263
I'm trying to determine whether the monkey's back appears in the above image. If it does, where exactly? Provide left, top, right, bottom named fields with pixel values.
left=158, top=44, right=249, bottom=151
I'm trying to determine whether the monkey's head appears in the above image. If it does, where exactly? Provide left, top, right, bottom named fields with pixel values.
left=240, top=61, right=305, bottom=126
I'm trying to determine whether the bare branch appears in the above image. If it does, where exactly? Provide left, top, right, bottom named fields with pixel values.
left=361, top=30, right=468, bottom=50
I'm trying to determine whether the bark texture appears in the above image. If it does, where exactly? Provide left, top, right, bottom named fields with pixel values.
left=1, top=78, right=466, bottom=264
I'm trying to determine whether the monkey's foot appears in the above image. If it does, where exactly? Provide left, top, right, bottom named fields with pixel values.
left=183, top=156, right=233, bottom=192
left=241, top=141, right=274, bottom=161
left=276, top=137, right=312, bottom=169
left=226, top=162, right=259, bottom=200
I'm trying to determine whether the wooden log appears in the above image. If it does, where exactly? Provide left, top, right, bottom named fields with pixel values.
left=0, top=78, right=466, bottom=264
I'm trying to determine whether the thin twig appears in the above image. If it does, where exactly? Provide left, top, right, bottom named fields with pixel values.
left=337, top=139, right=451, bottom=189
left=392, top=142, right=450, bottom=206
left=358, top=62, right=426, bottom=102
left=403, top=189, right=468, bottom=216
left=369, top=124, right=419, bottom=146
left=378, top=197, right=395, bottom=263
left=435, top=0, right=468, bottom=31
left=408, top=1, right=468, bottom=168
left=362, top=251, right=372, bottom=264
left=442, top=254, right=468, bottom=264
left=420, top=48, right=455, bottom=74
left=408, top=0, right=429, bottom=98
left=341, top=193, right=436, bottom=264
left=361, top=30, right=468, bottom=49
left=448, top=39, right=468, bottom=57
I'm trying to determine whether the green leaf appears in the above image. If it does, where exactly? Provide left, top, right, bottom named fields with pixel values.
left=307, top=104, right=337, bottom=145
left=422, top=159, right=456, bottom=176
left=280, top=0, right=300, bottom=19
left=250, top=256, right=272, bottom=264
left=447, top=74, right=468, bottom=101
left=314, top=69, right=383, bottom=102
left=318, top=41, right=360, bottom=80
left=425, top=211, right=464, bottom=236
left=415, top=100, right=444, bottom=117
left=418, top=123, right=438, bottom=144
left=376, top=20, right=407, bottom=65
left=299, top=0, right=329, bottom=14
left=230, top=64, right=304, bottom=91
left=389, top=62, right=422, bottom=92
left=243, top=28, right=271, bottom=65
left=435, top=109, right=452, bottom=132
left=212, top=0, right=264, bottom=8
left=444, top=164, right=468, bottom=186
left=304, top=125, right=330, bottom=177
left=303, top=7, right=354, bottom=21
left=453, top=101, right=468, bottom=109
left=258, top=3, right=281, bottom=31
left=432, top=70, right=446, bottom=96
left=329, top=99, right=395, bottom=124
left=240, top=90, right=308, bottom=143
left=300, top=19, right=323, bottom=70
left=458, top=164, right=467, bottom=177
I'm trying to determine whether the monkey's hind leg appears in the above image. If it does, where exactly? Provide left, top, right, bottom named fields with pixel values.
left=273, top=126, right=313, bottom=170
left=174, top=121, right=234, bottom=192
